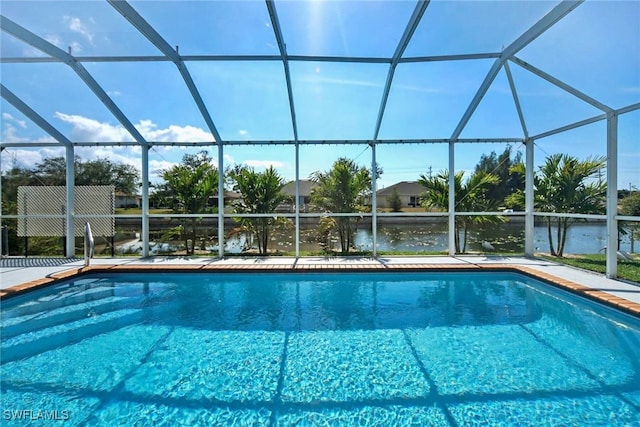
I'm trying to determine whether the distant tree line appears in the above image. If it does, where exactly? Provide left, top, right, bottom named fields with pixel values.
left=1, top=156, right=140, bottom=255
left=2, top=148, right=633, bottom=257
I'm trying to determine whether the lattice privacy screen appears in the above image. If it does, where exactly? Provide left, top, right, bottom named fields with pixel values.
left=17, top=186, right=115, bottom=237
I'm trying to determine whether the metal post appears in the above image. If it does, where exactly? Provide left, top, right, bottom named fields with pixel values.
left=448, top=140, right=456, bottom=256
left=606, top=112, right=618, bottom=278
left=295, top=142, right=300, bottom=257
left=218, top=143, right=225, bottom=258
left=371, top=142, right=377, bottom=258
left=65, top=145, right=75, bottom=257
left=141, top=145, right=150, bottom=257
left=525, top=138, right=535, bottom=256
left=0, top=148, right=3, bottom=255
left=84, top=221, right=94, bottom=266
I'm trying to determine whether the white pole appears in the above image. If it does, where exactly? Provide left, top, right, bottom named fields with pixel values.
left=371, top=142, right=377, bottom=258
left=65, top=145, right=75, bottom=257
left=606, top=112, right=618, bottom=278
left=448, top=140, right=456, bottom=256
left=295, top=142, right=300, bottom=257
left=141, top=145, right=150, bottom=257
left=525, top=138, right=535, bottom=256
left=218, top=143, right=225, bottom=258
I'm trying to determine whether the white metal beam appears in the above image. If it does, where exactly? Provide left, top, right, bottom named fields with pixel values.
left=400, top=53, right=500, bottom=63
left=510, top=57, right=612, bottom=113
left=374, top=0, right=429, bottom=140
left=504, top=62, right=529, bottom=139
left=266, top=0, right=299, bottom=141
left=502, top=1, right=583, bottom=60
left=0, top=137, right=526, bottom=149
left=2, top=52, right=506, bottom=65
left=107, top=0, right=221, bottom=143
left=450, top=0, right=583, bottom=140
left=616, top=103, right=640, bottom=115
left=1, top=84, right=72, bottom=146
left=450, top=58, right=503, bottom=140
left=0, top=15, right=147, bottom=145
left=531, top=113, right=607, bottom=141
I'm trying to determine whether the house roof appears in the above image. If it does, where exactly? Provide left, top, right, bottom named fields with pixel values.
left=377, top=181, right=424, bottom=196
left=281, top=180, right=317, bottom=197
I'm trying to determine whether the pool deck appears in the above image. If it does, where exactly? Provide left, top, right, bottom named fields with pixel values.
left=1, top=255, right=639, bottom=317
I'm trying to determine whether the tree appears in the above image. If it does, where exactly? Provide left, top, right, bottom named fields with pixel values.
left=418, top=170, right=501, bottom=253
left=620, top=191, right=640, bottom=252
left=32, top=156, right=140, bottom=194
left=77, top=158, right=140, bottom=195
left=161, top=151, right=218, bottom=255
left=620, top=192, right=640, bottom=217
left=474, top=146, right=524, bottom=207
left=507, top=154, right=606, bottom=257
left=309, top=158, right=376, bottom=254
left=388, top=188, right=403, bottom=212
left=1, top=156, right=141, bottom=255
left=231, top=166, right=289, bottom=255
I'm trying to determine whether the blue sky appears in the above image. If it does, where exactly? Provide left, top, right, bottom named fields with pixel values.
left=1, top=0, right=638, bottom=191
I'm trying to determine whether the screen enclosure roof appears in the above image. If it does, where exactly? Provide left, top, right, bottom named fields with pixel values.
left=0, top=0, right=639, bottom=149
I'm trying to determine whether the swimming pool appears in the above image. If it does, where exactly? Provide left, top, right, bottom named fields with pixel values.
left=1, top=271, right=639, bottom=426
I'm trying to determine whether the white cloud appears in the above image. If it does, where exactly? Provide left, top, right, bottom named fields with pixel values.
left=136, top=120, right=214, bottom=142
left=300, top=74, right=381, bottom=88
left=394, top=83, right=441, bottom=94
left=53, top=113, right=215, bottom=143
left=55, top=113, right=133, bottom=142
left=244, top=159, right=284, bottom=169
left=2, top=113, right=27, bottom=129
left=0, top=147, right=64, bottom=171
left=64, top=16, right=94, bottom=45
left=45, top=34, right=62, bottom=47
left=2, top=122, right=56, bottom=144
left=69, top=41, right=83, bottom=55
left=149, top=159, right=177, bottom=177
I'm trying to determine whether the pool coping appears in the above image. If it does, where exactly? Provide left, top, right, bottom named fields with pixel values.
left=2, top=262, right=639, bottom=318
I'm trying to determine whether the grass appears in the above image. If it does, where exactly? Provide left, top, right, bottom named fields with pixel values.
left=539, top=253, right=640, bottom=284
left=115, top=208, right=173, bottom=215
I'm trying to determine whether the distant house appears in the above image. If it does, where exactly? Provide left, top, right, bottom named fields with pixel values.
left=114, top=192, right=141, bottom=208
left=210, top=190, right=243, bottom=208
left=377, top=181, right=424, bottom=209
left=279, top=180, right=317, bottom=212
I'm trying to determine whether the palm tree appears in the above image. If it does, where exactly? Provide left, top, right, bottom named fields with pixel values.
left=507, top=154, right=606, bottom=257
left=418, top=170, right=501, bottom=253
left=161, top=151, right=218, bottom=254
left=231, top=166, right=288, bottom=255
left=310, top=158, right=375, bottom=254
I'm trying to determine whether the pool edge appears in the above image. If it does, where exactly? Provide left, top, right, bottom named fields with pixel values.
left=1, top=263, right=639, bottom=318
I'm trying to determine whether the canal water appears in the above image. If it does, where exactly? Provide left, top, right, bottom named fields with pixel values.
left=353, top=221, right=635, bottom=254
left=123, top=219, right=637, bottom=256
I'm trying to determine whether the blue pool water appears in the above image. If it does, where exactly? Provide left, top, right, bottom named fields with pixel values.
left=1, top=271, right=639, bottom=426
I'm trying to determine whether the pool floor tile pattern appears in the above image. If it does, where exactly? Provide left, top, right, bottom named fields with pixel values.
left=3, top=324, right=639, bottom=426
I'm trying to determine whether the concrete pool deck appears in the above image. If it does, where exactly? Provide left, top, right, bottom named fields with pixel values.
left=1, top=255, right=639, bottom=317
